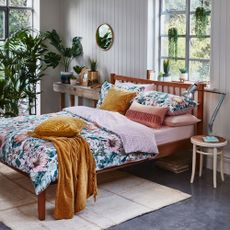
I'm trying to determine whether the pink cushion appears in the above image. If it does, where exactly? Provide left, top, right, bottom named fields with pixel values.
left=125, top=101, right=168, bottom=129
left=163, top=114, right=201, bottom=127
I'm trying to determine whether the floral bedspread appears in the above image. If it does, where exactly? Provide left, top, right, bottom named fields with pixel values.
left=0, top=110, right=156, bottom=195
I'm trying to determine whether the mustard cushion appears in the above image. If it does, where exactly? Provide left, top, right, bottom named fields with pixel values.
left=34, top=116, right=86, bottom=137
left=100, top=87, right=137, bottom=114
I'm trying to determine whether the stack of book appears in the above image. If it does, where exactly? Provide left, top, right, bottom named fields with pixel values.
left=155, top=152, right=191, bottom=173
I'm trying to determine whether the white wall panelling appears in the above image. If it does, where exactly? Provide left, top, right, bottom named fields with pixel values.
left=39, top=0, right=62, bottom=114
left=61, top=0, right=149, bottom=82
left=207, top=0, right=230, bottom=173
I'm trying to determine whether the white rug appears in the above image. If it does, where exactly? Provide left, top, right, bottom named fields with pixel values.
left=0, top=163, right=191, bottom=230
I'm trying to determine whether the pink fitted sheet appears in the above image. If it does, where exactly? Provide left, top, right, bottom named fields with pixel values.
left=154, top=125, right=194, bottom=145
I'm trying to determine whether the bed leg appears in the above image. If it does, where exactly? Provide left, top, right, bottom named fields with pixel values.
left=38, top=190, right=46, bottom=220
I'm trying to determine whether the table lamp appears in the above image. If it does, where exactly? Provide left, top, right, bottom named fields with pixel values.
left=182, top=82, right=226, bottom=137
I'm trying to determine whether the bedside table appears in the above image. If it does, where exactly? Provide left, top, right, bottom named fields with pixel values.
left=53, top=82, right=100, bottom=109
left=190, top=135, right=228, bottom=188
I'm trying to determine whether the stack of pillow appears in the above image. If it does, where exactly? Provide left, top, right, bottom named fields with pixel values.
left=97, top=80, right=200, bottom=129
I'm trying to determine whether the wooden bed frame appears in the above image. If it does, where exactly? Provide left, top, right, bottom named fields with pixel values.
left=0, top=73, right=206, bottom=221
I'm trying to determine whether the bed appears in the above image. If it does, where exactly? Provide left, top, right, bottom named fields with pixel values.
left=0, top=73, right=205, bottom=220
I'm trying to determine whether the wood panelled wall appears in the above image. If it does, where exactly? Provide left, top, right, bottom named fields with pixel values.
left=207, top=0, right=230, bottom=173
left=61, top=0, right=149, bottom=81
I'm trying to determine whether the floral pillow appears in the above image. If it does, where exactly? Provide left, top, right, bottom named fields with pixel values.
left=115, top=80, right=155, bottom=92
left=134, top=91, right=197, bottom=116
left=96, top=81, right=113, bottom=107
left=97, top=80, right=153, bottom=108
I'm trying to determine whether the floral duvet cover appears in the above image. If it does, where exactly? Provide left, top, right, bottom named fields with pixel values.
left=0, top=110, right=156, bottom=194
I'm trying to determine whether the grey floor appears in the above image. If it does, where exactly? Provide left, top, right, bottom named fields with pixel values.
left=108, top=162, right=230, bottom=230
left=0, top=162, right=229, bottom=230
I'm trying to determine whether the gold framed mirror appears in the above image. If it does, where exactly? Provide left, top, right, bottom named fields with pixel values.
left=96, top=23, right=114, bottom=50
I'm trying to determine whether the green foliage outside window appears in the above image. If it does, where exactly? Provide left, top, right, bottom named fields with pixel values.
left=160, top=0, right=212, bottom=81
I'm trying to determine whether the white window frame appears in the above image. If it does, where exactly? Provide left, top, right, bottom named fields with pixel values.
left=0, top=0, right=34, bottom=41
left=159, top=0, right=211, bottom=81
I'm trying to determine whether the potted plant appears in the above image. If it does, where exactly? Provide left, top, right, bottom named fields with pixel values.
left=168, top=27, right=178, bottom=60
left=179, top=68, right=188, bottom=82
left=69, top=76, right=78, bottom=85
left=88, top=58, right=98, bottom=85
left=45, top=29, right=83, bottom=84
left=195, top=6, right=209, bottom=39
left=162, top=59, right=171, bottom=82
left=0, top=28, right=59, bottom=117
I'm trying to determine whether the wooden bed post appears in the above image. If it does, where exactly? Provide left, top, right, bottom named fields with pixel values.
left=38, top=190, right=46, bottom=221
left=197, top=83, right=205, bottom=135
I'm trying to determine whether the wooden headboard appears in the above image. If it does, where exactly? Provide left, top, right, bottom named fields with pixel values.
left=110, top=73, right=206, bottom=134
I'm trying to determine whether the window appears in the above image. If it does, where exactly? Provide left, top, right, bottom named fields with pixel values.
left=159, top=0, right=211, bottom=81
left=0, top=0, right=33, bottom=41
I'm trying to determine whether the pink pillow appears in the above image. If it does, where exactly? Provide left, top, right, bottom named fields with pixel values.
left=125, top=101, right=168, bottom=129
left=163, top=114, right=201, bottom=127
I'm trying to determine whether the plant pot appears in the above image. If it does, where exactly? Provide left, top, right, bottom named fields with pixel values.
left=60, top=71, right=73, bottom=84
left=88, top=71, right=98, bottom=85
left=70, top=78, right=77, bottom=85
left=179, top=73, right=188, bottom=82
left=162, top=75, right=171, bottom=82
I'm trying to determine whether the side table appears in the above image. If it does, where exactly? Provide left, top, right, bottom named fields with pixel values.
left=190, top=135, right=228, bottom=188
left=53, top=82, right=100, bottom=110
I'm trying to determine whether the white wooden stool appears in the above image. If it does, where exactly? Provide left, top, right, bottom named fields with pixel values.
left=190, top=135, right=228, bottom=188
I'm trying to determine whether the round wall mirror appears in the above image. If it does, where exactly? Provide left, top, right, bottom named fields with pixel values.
left=96, top=23, right=114, bottom=50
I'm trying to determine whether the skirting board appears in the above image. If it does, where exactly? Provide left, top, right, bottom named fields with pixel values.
left=206, top=155, right=230, bottom=175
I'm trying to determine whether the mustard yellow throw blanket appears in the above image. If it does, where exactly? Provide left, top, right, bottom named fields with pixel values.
left=29, top=116, right=97, bottom=220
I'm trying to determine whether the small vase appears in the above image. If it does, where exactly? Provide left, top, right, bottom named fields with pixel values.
left=162, top=75, right=172, bottom=82
left=70, top=79, right=77, bottom=85
left=179, top=73, right=188, bottom=82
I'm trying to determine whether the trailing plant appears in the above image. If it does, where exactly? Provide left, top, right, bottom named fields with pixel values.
left=0, top=28, right=59, bottom=117
left=89, top=58, right=97, bottom=72
left=168, top=27, right=178, bottom=59
left=163, top=59, right=170, bottom=77
left=195, top=6, right=209, bottom=39
left=45, top=30, right=83, bottom=72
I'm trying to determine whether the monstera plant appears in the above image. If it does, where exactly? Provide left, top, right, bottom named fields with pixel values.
left=45, top=29, right=83, bottom=83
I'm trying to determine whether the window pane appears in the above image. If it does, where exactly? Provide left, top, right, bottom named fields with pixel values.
left=161, top=14, right=186, bottom=35
left=0, top=0, right=6, bottom=6
left=161, top=37, right=185, bottom=58
left=9, top=0, right=32, bottom=7
left=162, top=0, right=186, bottom=12
left=190, top=38, right=211, bottom=59
left=190, top=13, right=211, bottom=36
left=160, top=59, right=185, bottom=79
left=0, top=10, right=5, bottom=39
left=189, top=61, right=210, bottom=81
left=190, top=0, right=211, bottom=12
left=9, top=9, right=32, bottom=35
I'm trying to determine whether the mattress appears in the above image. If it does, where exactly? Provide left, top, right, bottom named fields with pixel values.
left=154, top=125, right=194, bottom=145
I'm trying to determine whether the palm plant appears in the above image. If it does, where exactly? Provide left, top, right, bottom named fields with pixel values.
left=0, top=28, right=59, bottom=117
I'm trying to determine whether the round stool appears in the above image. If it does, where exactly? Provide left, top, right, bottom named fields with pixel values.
left=190, top=135, right=228, bottom=188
